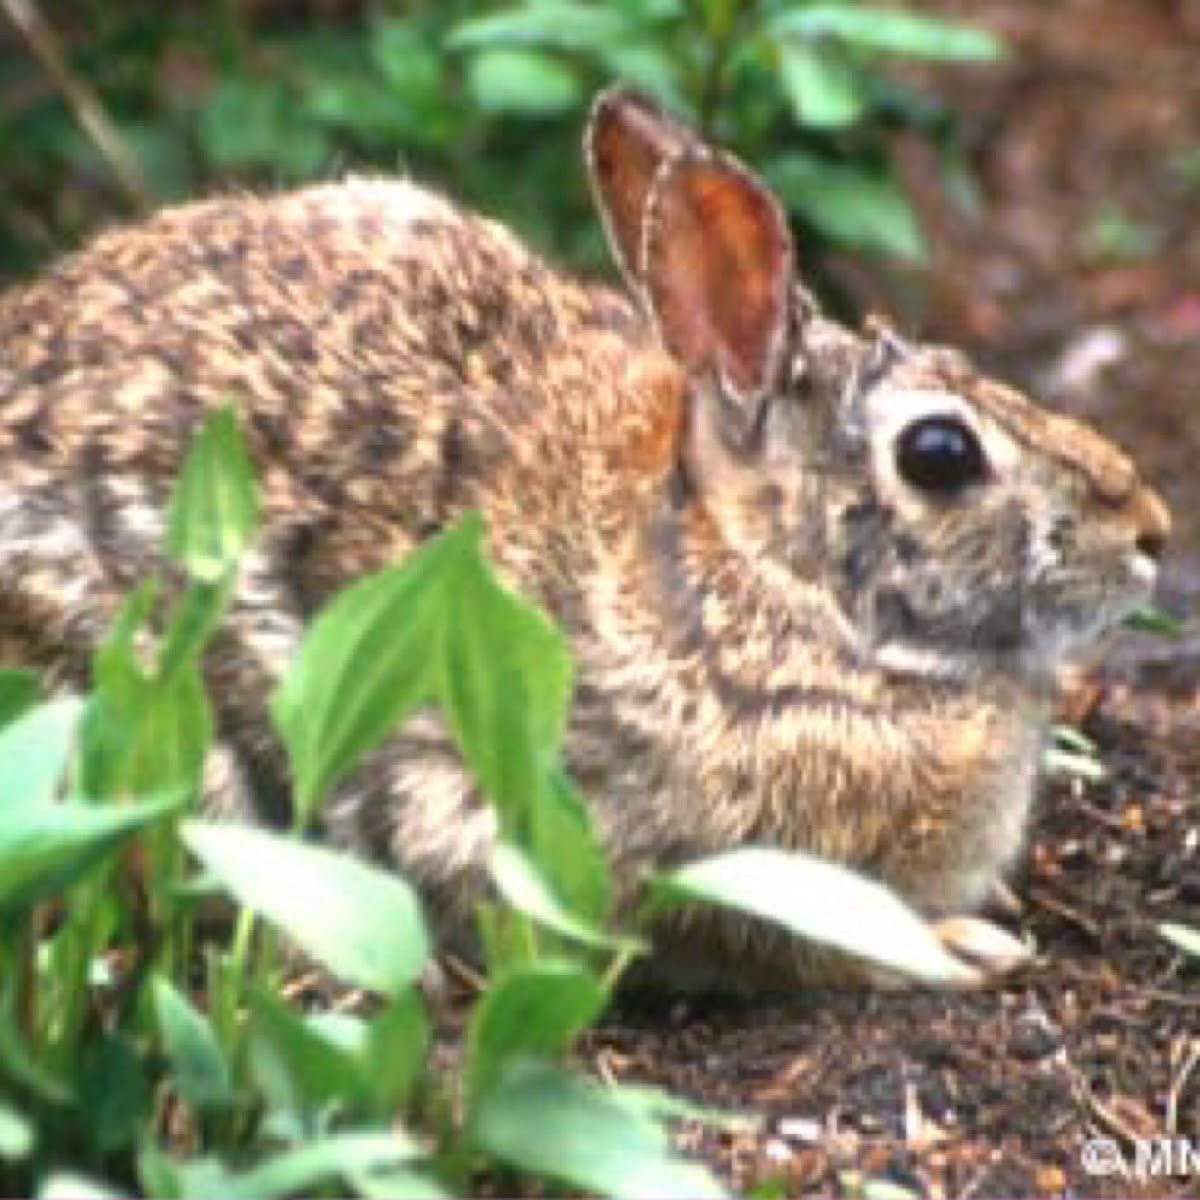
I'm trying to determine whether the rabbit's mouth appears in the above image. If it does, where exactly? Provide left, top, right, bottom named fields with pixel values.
left=1025, top=560, right=1158, bottom=670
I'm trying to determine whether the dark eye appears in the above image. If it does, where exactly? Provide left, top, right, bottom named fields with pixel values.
left=896, top=415, right=988, bottom=496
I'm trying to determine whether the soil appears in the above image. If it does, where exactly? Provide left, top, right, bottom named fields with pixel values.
left=573, top=3, right=1200, bottom=1196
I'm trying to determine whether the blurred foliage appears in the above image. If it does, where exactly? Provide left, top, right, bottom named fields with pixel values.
left=0, top=0, right=1003, bottom=282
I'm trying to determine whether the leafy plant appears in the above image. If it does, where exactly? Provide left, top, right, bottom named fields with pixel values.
left=1, top=407, right=971, bottom=1198
left=2, top=0, right=1003, bottom=280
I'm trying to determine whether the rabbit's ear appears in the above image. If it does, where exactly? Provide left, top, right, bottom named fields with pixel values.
left=643, top=154, right=794, bottom=417
left=586, top=85, right=703, bottom=288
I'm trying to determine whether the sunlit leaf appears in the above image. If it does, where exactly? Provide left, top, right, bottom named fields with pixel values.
left=474, top=1061, right=726, bottom=1199
left=771, top=6, right=1004, bottom=61
left=182, top=821, right=429, bottom=994
left=166, top=405, right=260, bottom=583
left=653, top=847, right=975, bottom=984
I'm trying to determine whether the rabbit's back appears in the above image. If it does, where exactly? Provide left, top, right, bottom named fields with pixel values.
left=0, top=179, right=652, bottom=616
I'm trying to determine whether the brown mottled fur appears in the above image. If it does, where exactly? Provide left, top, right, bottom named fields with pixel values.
left=0, top=91, right=1168, bottom=986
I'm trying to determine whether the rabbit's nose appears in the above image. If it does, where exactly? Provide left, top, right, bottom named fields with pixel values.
left=1132, top=486, right=1171, bottom=563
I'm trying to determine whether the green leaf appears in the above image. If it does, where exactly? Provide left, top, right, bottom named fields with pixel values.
left=653, top=848, right=975, bottom=985
left=167, top=405, right=260, bottom=582
left=38, top=1175, right=121, bottom=1200
left=0, top=697, right=83, bottom=809
left=172, top=1132, right=420, bottom=1200
left=0, top=979, right=72, bottom=1105
left=1160, top=921, right=1200, bottom=960
left=1125, top=605, right=1185, bottom=638
left=0, top=669, right=40, bottom=731
left=362, top=991, right=430, bottom=1115
left=80, top=645, right=212, bottom=801
left=474, top=1061, right=726, bottom=1199
left=466, top=48, right=583, bottom=116
left=153, top=976, right=233, bottom=1111
left=0, top=793, right=182, bottom=918
left=350, top=1168, right=451, bottom=1200
left=77, top=1032, right=149, bottom=1154
left=248, top=988, right=364, bottom=1126
left=767, top=154, right=926, bottom=260
left=198, top=77, right=332, bottom=180
left=450, top=4, right=630, bottom=53
left=778, top=44, right=865, bottom=128
left=269, top=523, right=455, bottom=822
left=181, top=821, right=429, bottom=994
left=0, top=1101, right=33, bottom=1161
left=771, top=6, right=1004, bottom=61
left=465, top=960, right=607, bottom=1109
left=489, top=842, right=634, bottom=953
left=437, top=519, right=571, bottom=830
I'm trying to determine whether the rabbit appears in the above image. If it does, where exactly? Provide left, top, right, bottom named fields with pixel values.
left=0, top=86, right=1170, bottom=987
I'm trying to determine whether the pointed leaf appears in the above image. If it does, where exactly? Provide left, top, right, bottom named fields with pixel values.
left=181, top=821, right=429, bottom=994
left=771, top=7, right=1004, bottom=60
left=466, top=49, right=583, bottom=117
left=778, top=44, right=865, bottom=128
left=653, top=847, right=974, bottom=985
left=465, top=960, right=607, bottom=1109
left=166, top=405, right=260, bottom=582
left=0, top=669, right=40, bottom=731
left=153, top=976, right=233, bottom=1110
left=248, top=988, right=364, bottom=1123
left=489, top=843, right=633, bottom=953
left=0, top=793, right=182, bottom=918
left=0, top=697, right=83, bottom=809
left=474, top=1061, right=726, bottom=1199
left=269, top=522, right=461, bottom=821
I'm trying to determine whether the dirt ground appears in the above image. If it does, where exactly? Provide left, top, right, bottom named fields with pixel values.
left=574, top=3, right=1200, bottom=1196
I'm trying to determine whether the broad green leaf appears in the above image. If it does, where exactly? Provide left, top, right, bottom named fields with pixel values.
left=77, top=1033, right=149, bottom=1153
left=778, top=44, right=865, bottom=128
left=182, top=822, right=429, bottom=994
left=155, top=1132, right=421, bottom=1200
left=465, top=960, right=607, bottom=1109
left=362, top=991, right=430, bottom=1115
left=0, top=793, right=182, bottom=918
left=450, top=4, right=630, bottom=53
left=466, top=48, right=583, bottom=116
left=489, top=843, right=633, bottom=953
left=80, top=656, right=212, bottom=801
left=248, top=988, right=364, bottom=1125
left=653, top=848, right=974, bottom=985
left=269, top=523, right=455, bottom=821
left=167, top=405, right=260, bottom=582
left=153, top=976, right=233, bottom=1110
left=437, top=519, right=571, bottom=829
left=0, top=1101, right=33, bottom=1161
left=350, top=1168, right=451, bottom=1200
left=771, top=6, right=1004, bottom=60
left=0, top=697, right=83, bottom=809
left=1160, top=922, right=1200, bottom=959
left=38, top=1175, right=121, bottom=1200
left=528, top=770, right=612, bottom=924
left=0, top=669, right=39, bottom=731
left=767, top=154, right=926, bottom=260
left=474, top=1061, right=726, bottom=1199
left=158, top=578, right=235, bottom=680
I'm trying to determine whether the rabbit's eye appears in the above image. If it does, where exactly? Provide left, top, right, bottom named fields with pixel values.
left=896, top=416, right=987, bottom=496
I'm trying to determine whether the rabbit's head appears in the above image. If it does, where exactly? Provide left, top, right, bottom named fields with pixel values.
left=587, top=87, right=1169, bottom=684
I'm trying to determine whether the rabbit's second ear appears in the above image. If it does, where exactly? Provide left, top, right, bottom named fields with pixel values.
left=643, top=155, right=794, bottom=423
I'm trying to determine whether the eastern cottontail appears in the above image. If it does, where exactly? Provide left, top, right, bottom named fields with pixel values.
left=0, top=87, right=1169, bottom=985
